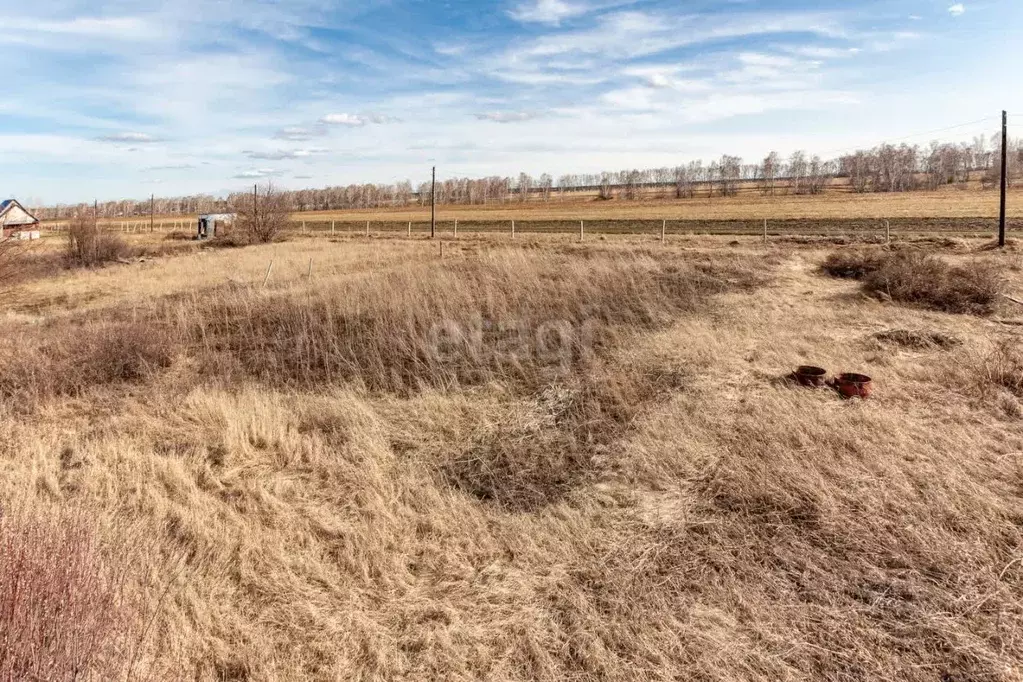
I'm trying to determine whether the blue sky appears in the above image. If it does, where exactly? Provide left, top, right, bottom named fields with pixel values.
left=1, top=0, right=1021, bottom=204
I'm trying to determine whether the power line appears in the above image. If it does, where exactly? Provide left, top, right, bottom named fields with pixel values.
left=816, top=116, right=1001, bottom=158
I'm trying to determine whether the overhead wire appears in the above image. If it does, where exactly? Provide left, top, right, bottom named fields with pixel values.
left=815, top=116, right=1001, bottom=159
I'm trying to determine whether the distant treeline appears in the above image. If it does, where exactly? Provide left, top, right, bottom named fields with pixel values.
left=34, top=134, right=1023, bottom=220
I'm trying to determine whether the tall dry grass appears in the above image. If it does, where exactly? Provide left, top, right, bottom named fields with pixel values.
left=0, top=238, right=1022, bottom=680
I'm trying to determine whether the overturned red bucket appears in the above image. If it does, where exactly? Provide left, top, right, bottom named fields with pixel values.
left=836, top=373, right=873, bottom=399
left=795, top=365, right=828, bottom=387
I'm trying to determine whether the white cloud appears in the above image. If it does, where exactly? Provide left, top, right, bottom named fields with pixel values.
left=320, top=113, right=368, bottom=126
left=508, top=0, right=590, bottom=25
left=97, top=132, right=159, bottom=143
left=475, top=111, right=540, bottom=123
left=243, top=148, right=328, bottom=160
left=274, top=126, right=327, bottom=141
left=233, top=168, right=280, bottom=179
left=948, top=4, right=965, bottom=16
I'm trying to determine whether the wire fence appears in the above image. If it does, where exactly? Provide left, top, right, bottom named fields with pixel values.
left=39, top=216, right=1016, bottom=240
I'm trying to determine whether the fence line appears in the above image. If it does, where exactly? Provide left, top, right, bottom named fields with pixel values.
left=35, top=216, right=1011, bottom=240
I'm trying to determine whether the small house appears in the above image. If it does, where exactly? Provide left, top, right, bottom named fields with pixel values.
left=0, top=199, right=40, bottom=239
left=197, top=213, right=236, bottom=240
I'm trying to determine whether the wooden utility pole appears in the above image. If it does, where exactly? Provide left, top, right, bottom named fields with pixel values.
left=999, top=110, right=1008, bottom=248
left=430, top=166, right=436, bottom=239
left=150, top=194, right=155, bottom=232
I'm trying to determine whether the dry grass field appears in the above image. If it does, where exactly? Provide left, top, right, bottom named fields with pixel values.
left=300, top=185, right=1023, bottom=223
left=3, top=229, right=1023, bottom=680
left=38, top=185, right=1023, bottom=235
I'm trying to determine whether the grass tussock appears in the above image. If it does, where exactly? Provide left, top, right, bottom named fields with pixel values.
left=864, top=252, right=1003, bottom=315
left=873, top=328, right=963, bottom=350
left=823, top=249, right=1004, bottom=314
left=820, top=247, right=889, bottom=279
left=970, top=339, right=1023, bottom=399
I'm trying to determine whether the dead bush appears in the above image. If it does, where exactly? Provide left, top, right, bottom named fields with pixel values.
left=864, top=252, right=1002, bottom=315
left=0, top=507, right=135, bottom=681
left=65, top=213, right=132, bottom=267
left=234, top=183, right=289, bottom=244
left=0, top=236, right=28, bottom=291
left=820, top=247, right=888, bottom=279
left=0, top=321, right=177, bottom=404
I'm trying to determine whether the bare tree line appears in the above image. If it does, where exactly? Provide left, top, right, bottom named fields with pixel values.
left=31, top=133, right=1023, bottom=219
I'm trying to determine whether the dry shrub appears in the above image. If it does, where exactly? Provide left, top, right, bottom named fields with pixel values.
left=66, top=213, right=132, bottom=267
left=234, top=183, right=289, bottom=244
left=0, top=237, right=36, bottom=292
left=445, top=364, right=687, bottom=510
left=192, top=250, right=760, bottom=393
left=863, top=252, right=1003, bottom=315
left=820, top=247, right=888, bottom=278
left=0, top=321, right=177, bottom=404
left=0, top=507, right=135, bottom=681
left=823, top=248, right=1004, bottom=315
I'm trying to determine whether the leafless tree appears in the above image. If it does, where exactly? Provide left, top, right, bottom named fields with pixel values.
left=235, top=183, right=289, bottom=244
left=787, top=151, right=808, bottom=194
left=623, top=170, right=642, bottom=200
left=598, top=173, right=614, bottom=200
left=806, top=155, right=833, bottom=194
left=538, top=174, right=553, bottom=202
left=719, top=155, right=742, bottom=197
left=760, top=152, right=780, bottom=195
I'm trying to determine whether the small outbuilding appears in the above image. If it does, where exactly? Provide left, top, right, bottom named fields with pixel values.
left=197, top=213, right=236, bottom=240
left=0, top=199, right=40, bottom=239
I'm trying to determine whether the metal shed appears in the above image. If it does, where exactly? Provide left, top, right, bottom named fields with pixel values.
left=197, top=213, right=236, bottom=240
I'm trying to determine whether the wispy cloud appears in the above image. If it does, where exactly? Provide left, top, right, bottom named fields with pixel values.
left=508, top=0, right=591, bottom=25
left=243, top=148, right=328, bottom=160
left=0, top=0, right=1008, bottom=203
left=475, top=111, right=541, bottom=122
left=97, top=132, right=160, bottom=143
left=274, top=126, right=328, bottom=141
left=233, top=168, right=281, bottom=179
left=319, top=113, right=369, bottom=126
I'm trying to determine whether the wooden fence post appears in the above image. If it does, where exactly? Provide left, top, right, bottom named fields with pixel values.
left=579, top=220, right=584, bottom=242
left=511, top=220, right=515, bottom=238
left=763, top=218, right=768, bottom=244
left=661, top=219, right=666, bottom=244
left=885, top=220, right=891, bottom=244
